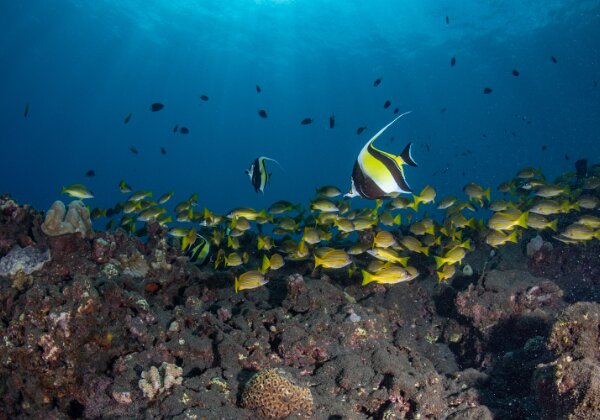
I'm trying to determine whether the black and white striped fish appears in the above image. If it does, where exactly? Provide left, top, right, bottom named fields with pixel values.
left=346, top=112, right=418, bottom=200
left=246, top=156, right=281, bottom=193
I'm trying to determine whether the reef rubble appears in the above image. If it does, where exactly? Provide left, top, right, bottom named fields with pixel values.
left=1, top=195, right=599, bottom=419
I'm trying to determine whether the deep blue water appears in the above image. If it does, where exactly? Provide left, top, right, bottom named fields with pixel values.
left=1, top=0, right=599, bottom=215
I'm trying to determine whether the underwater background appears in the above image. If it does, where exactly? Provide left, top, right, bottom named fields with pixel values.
left=3, top=1, right=600, bottom=419
left=1, top=0, right=599, bottom=213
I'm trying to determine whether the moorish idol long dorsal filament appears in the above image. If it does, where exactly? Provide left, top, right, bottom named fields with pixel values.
left=346, top=111, right=418, bottom=200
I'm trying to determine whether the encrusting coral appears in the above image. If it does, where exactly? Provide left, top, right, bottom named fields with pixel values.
left=241, top=368, right=314, bottom=419
left=138, top=362, right=183, bottom=400
left=41, top=200, right=94, bottom=238
left=0, top=245, right=51, bottom=289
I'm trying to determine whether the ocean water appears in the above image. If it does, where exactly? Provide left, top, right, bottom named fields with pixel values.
left=1, top=0, right=599, bottom=214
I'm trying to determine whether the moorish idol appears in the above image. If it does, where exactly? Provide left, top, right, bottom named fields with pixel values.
left=346, top=111, right=418, bottom=200
left=246, top=156, right=282, bottom=193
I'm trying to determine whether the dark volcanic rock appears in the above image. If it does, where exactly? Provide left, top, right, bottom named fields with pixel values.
left=534, top=302, right=600, bottom=419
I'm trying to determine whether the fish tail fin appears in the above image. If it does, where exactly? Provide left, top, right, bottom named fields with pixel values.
left=421, top=246, right=430, bottom=257
left=257, top=236, right=265, bottom=250
left=426, top=225, right=435, bottom=236
left=242, top=252, right=249, bottom=264
left=516, top=211, right=529, bottom=228
left=398, top=256, right=409, bottom=267
left=434, top=256, right=446, bottom=269
left=361, top=270, right=375, bottom=286
left=314, top=255, right=323, bottom=269
left=234, top=276, right=239, bottom=293
left=507, top=231, right=519, bottom=243
left=260, top=255, right=270, bottom=274
left=595, top=230, right=600, bottom=241
left=484, top=187, right=491, bottom=202
left=409, top=196, right=420, bottom=212
left=400, top=142, right=418, bottom=167
left=406, top=212, right=413, bottom=224
left=436, top=270, right=445, bottom=282
left=393, top=214, right=402, bottom=225
left=548, top=218, right=558, bottom=232
left=461, top=240, right=471, bottom=251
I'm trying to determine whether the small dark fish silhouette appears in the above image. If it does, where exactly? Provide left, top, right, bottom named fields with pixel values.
left=426, top=144, right=430, bottom=152
left=594, top=81, right=597, bottom=88
left=85, top=170, right=95, bottom=177
left=393, top=108, right=399, bottom=115
left=199, top=95, right=209, bottom=101
left=511, top=132, right=516, bottom=137
left=542, top=145, right=547, bottom=151
left=450, top=56, right=456, bottom=66
left=440, top=107, right=447, bottom=113
left=150, top=103, right=164, bottom=112
left=301, top=118, right=313, bottom=125
left=124, top=112, right=132, bottom=124
left=329, top=114, right=335, bottom=128
left=130, top=147, right=139, bottom=155
left=565, top=154, right=570, bottom=160
left=24, top=103, right=29, bottom=118
left=551, top=56, right=557, bottom=63
left=256, top=84, right=262, bottom=93
left=356, top=126, right=367, bottom=135
left=446, top=15, right=449, bottom=24
left=462, top=171, right=466, bottom=176
left=483, top=87, right=493, bottom=94
left=373, top=78, right=382, bottom=87
left=383, top=100, right=391, bottom=109
left=160, top=147, right=167, bottom=155
left=258, top=109, right=268, bottom=119
left=512, top=69, right=520, bottom=76
left=180, top=127, right=189, bottom=134
left=173, top=125, right=178, bottom=132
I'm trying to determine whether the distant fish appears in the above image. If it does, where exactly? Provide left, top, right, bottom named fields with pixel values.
left=346, top=111, right=418, bottom=200
left=512, top=69, right=520, bottom=76
left=124, top=112, right=132, bottom=124
left=62, top=183, right=94, bottom=199
left=173, top=125, right=178, bottom=132
left=180, top=127, right=189, bottom=134
left=300, top=118, right=313, bottom=125
left=373, top=78, right=382, bottom=87
left=160, top=147, right=167, bottom=155
left=446, top=15, right=449, bottom=24
left=483, top=87, right=493, bottom=94
left=85, top=169, right=96, bottom=177
left=258, top=109, right=268, bottom=119
left=329, top=114, right=335, bottom=128
left=551, top=56, right=557, bottom=63
left=426, top=144, right=430, bottom=152
left=594, top=81, right=597, bottom=88
left=246, top=156, right=282, bottom=193
left=393, top=108, right=399, bottom=115
left=565, top=154, right=569, bottom=160
left=440, top=107, right=447, bottom=112
left=199, top=94, right=209, bottom=101
left=383, top=100, right=391, bottom=109
left=150, top=103, right=164, bottom=112
left=24, top=103, right=29, bottom=118
left=541, top=145, right=547, bottom=151
left=256, top=84, right=262, bottom=93
left=129, top=146, right=138, bottom=155
left=450, top=56, right=456, bottom=66
left=356, top=126, right=367, bottom=135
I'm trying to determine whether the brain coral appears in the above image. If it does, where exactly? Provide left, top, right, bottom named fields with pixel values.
left=241, top=368, right=314, bottom=419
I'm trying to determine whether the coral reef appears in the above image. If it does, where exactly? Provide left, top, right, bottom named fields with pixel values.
left=241, top=368, right=313, bottom=419
left=138, top=362, right=183, bottom=400
left=0, top=245, right=50, bottom=289
left=41, top=200, right=93, bottom=238
left=1, top=196, right=600, bottom=419
left=534, top=302, right=600, bottom=419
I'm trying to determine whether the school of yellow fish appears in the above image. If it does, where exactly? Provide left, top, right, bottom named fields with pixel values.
left=62, top=163, right=600, bottom=293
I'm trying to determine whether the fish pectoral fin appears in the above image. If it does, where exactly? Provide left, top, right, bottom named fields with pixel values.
left=400, top=142, right=418, bottom=167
